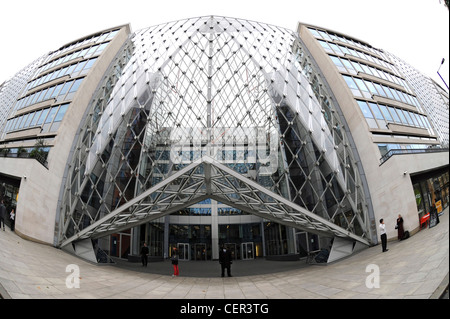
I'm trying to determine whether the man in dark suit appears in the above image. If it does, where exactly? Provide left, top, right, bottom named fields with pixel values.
left=0, top=200, right=6, bottom=231
left=219, top=245, right=233, bottom=277
left=140, top=242, right=149, bottom=267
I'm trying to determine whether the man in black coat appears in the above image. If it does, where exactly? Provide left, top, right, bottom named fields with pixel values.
left=0, top=200, right=6, bottom=231
left=219, top=245, right=233, bottom=277
left=140, top=242, right=149, bottom=267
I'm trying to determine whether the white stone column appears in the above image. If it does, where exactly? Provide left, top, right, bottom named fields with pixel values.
left=211, top=199, right=219, bottom=260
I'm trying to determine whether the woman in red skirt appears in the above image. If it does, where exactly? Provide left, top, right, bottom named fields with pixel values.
left=171, top=248, right=179, bottom=276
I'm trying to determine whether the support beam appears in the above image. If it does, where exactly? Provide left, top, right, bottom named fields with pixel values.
left=59, top=156, right=371, bottom=248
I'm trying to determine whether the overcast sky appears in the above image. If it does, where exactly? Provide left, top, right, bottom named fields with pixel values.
left=1, top=0, right=448, bottom=89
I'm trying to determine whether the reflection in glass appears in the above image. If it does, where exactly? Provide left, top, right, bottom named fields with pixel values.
left=58, top=16, right=371, bottom=251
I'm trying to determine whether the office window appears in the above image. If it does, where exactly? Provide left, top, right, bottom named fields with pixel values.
left=396, top=108, right=407, bottom=124
left=96, top=42, right=109, bottom=54
left=354, top=78, right=371, bottom=98
left=57, top=80, right=74, bottom=101
left=357, top=100, right=378, bottom=129
left=19, top=114, right=29, bottom=129
left=308, top=28, right=321, bottom=38
left=402, top=110, right=414, bottom=126
left=37, top=108, right=50, bottom=125
left=43, top=86, right=55, bottom=100
left=379, top=105, right=393, bottom=122
left=53, top=103, right=69, bottom=122
left=73, top=60, right=88, bottom=76
left=352, top=61, right=364, bottom=73
left=69, top=78, right=83, bottom=93
left=368, top=103, right=383, bottom=120
left=373, top=83, right=386, bottom=97
left=45, top=107, right=58, bottom=124
left=382, top=85, right=395, bottom=99
left=369, top=102, right=388, bottom=129
left=10, top=117, right=18, bottom=131
left=24, top=111, right=35, bottom=127
left=318, top=30, right=332, bottom=41
left=318, top=40, right=332, bottom=53
left=31, top=109, right=42, bottom=126
left=51, top=83, right=64, bottom=99
left=36, top=88, right=48, bottom=103
left=14, top=116, right=24, bottom=130
left=342, top=59, right=356, bottom=74
left=409, top=112, right=420, bottom=127
left=66, top=64, right=77, bottom=76
left=330, top=56, right=346, bottom=72
left=364, top=80, right=378, bottom=96
left=5, top=120, right=12, bottom=132
left=343, top=75, right=360, bottom=94
left=83, top=58, right=97, bottom=71
left=329, top=43, right=343, bottom=55
left=358, top=101, right=373, bottom=118
left=387, top=106, right=401, bottom=123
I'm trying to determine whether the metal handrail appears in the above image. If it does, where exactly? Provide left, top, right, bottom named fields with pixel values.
left=0, top=150, right=49, bottom=169
left=380, top=147, right=449, bottom=165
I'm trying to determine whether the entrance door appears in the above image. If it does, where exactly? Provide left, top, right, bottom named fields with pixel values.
left=194, top=243, right=207, bottom=261
left=241, top=242, right=254, bottom=260
left=110, top=233, right=131, bottom=259
left=177, top=243, right=190, bottom=261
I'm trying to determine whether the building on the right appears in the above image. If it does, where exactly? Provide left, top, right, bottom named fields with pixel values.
left=386, top=52, right=449, bottom=148
left=298, top=23, right=449, bottom=241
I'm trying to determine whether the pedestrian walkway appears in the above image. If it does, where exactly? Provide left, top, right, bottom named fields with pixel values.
left=0, top=208, right=448, bottom=299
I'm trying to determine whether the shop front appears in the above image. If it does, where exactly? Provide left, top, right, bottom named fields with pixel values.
left=412, top=167, right=449, bottom=227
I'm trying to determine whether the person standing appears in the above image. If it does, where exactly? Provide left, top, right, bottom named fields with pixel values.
left=9, top=208, right=15, bottom=231
left=219, top=245, right=233, bottom=277
left=171, top=248, right=179, bottom=277
left=140, top=242, right=149, bottom=267
left=431, top=202, right=440, bottom=225
left=379, top=218, right=388, bottom=252
left=0, top=200, right=6, bottom=231
left=396, top=214, right=404, bottom=240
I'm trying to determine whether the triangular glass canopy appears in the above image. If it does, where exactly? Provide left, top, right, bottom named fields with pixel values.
left=58, top=16, right=372, bottom=248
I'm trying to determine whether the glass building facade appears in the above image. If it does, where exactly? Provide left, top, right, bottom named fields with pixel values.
left=298, top=23, right=448, bottom=243
left=305, top=26, right=442, bottom=159
left=0, top=27, right=121, bottom=164
left=57, top=16, right=373, bottom=261
left=1, top=16, right=447, bottom=266
left=387, top=52, right=449, bottom=148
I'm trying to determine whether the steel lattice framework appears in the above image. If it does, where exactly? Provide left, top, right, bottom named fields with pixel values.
left=60, top=156, right=370, bottom=247
left=57, top=16, right=373, bottom=248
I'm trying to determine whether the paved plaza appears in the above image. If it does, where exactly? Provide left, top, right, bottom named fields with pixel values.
left=0, top=208, right=448, bottom=299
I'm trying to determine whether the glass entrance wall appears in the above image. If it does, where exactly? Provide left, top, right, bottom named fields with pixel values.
left=177, top=243, right=190, bottom=260
left=412, top=168, right=449, bottom=221
left=194, top=243, right=207, bottom=261
left=146, top=222, right=164, bottom=257
left=241, top=242, right=254, bottom=260
left=219, top=223, right=263, bottom=259
left=58, top=16, right=373, bottom=252
left=169, top=224, right=212, bottom=260
left=264, top=221, right=292, bottom=256
left=0, top=175, right=20, bottom=229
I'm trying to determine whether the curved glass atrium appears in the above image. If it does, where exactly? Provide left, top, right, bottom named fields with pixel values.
left=58, top=16, right=373, bottom=260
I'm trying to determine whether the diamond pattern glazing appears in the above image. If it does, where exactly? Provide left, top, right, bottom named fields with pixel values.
left=58, top=16, right=372, bottom=247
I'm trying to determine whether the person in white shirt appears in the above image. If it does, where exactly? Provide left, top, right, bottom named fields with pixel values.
left=379, top=218, right=388, bottom=252
left=10, top=208, right=15, bottom=231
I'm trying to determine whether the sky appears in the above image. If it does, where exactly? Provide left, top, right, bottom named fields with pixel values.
left=0, top=0, right=448, bottom=89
